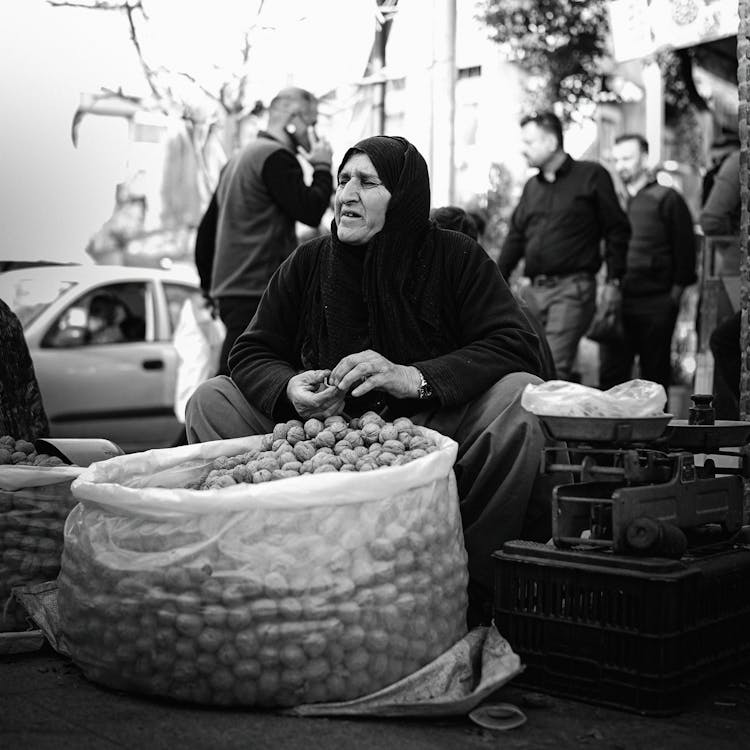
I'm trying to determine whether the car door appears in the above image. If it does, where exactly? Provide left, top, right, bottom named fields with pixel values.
left=34, top=280, right=180, bottom=452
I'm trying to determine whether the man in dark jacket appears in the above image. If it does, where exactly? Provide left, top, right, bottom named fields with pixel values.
left=598, top=134, right=696, bottom=393
left=210, top=87, right=334, bottom=374
left=497, top=111, right=630, bottom=380
left=701, top=146, right=741, bottom=419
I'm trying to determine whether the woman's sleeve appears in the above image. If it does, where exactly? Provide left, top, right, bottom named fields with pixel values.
left=228, top=242, right=317, bottom=419
left=413, top=237, right=542, bottom=407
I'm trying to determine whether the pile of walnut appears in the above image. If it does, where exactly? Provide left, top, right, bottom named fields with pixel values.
left=196, top=413, right=438, bottom=490
left=0, top=435, right=66, bottom=467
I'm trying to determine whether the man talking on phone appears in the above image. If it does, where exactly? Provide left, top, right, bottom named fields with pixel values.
left=209, top=87, right=334, bottom=375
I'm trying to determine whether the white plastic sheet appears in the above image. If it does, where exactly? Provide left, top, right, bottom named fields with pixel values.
left=521, top=378, right=668, bottom=419
left=172, top=297, right=224, bottom=423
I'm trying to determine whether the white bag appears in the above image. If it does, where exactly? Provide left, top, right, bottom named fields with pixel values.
left=521, top=378, right=668, bottom=418
left=172, top=298, right=224, bottom=423
left=60, top=430, right=469, bottom=707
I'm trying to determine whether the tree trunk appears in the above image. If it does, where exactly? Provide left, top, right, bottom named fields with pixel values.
left=739, top=1, right=749, bottom=521
left=740, top=3, right=749, bottom=420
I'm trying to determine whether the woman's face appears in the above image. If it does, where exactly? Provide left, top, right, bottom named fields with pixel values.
left=335, top=153, right=391, bottom=245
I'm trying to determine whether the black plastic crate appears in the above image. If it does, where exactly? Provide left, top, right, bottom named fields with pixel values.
left=493, top=540, right=750, bottom=715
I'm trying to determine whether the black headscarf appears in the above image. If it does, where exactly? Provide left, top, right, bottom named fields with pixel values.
left=301, top=135, right=443, bottom=372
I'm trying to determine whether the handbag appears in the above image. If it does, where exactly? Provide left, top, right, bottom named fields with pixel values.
left=586, top=283, right=624, bottom=343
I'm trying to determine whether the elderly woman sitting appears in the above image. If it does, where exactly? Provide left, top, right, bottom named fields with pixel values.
left=186, top=136, right=554, bottom=624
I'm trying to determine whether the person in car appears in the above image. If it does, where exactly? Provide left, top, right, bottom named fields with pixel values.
left=185, top=135, right=559, bottom=625
left=87, top=294, right=127, bottom=344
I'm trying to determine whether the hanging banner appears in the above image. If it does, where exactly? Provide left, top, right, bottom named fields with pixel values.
left=608, top=0, right=738, bottom=62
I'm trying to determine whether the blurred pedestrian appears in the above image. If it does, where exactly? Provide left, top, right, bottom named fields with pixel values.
left=210, top=87, right=334, bottom=375
left=701, top=141, right=742, bottom=420
left=701, top=134, right=740, bottom=206
left=430, top=205, right=556, bottom=381
left=700, top=147, right=740, bottom=238
left=709, top=311, right=741, bottom=420
left=194, top=177, right=221, bottom=310
left=497, top=111, right=630, bottom=380
left=430, top=205, right=481, bottom=239
left=0, top=297, right=49, bottom=440
left=598, top=134, right=696, bottom=394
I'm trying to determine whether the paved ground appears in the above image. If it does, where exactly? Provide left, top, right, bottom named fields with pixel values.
left=2, top=643, right=749, bottom=750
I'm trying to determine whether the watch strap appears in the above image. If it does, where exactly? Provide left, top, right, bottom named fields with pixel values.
left=416, top=369, right=433, bottom=400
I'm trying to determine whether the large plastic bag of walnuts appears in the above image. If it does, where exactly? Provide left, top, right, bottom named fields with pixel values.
left=1, top=463, right=84, bottom=633
left=59, top=424, right=469, bottom=708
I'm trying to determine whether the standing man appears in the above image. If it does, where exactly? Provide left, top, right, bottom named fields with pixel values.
left=497, top=111, right=630, bottom=380
left=211, top=87, right=334, bottom=375
left=598, top=134, right=696, bottom=393
left=701, top=144, right=741, bottom=419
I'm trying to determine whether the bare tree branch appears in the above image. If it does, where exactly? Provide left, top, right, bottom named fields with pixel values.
left=99, top=85, right=141, bottom=103
left=48, top=1, right=125, bottom=9
left=175, top=72, right=222, bottom=106
left=121, top=2, right=164, bottom=106
left=218, top=82, right=233, bottom=115
left=51, top=0, right=268, bottom=208
left=48, top=0, right=148, bottom=19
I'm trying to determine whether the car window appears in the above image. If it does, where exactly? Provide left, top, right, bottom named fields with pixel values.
left=43, top=282, right=149, bottom=348
left=0, top=275, right=77, bottom=328
left=163, top=282, right=203, bottom=337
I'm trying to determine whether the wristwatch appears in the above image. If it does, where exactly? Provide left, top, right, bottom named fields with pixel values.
left=416, top=369, right=433, bottom=400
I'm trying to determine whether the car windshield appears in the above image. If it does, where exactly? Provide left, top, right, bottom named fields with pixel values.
left=0, top=275, right=78, bottom=328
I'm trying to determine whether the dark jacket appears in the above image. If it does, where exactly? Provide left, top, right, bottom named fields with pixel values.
left=623, top=181, right=696, bottom=298
left=700, top=150, right=740, bottom=237
left=194, top=187, right=219, bottom=298
left=229, top=230, right=543, bottom=421
left=498, top=155, right=630, bottom=281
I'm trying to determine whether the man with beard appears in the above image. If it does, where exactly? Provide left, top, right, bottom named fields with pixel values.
left=599, top=134, right=696, bottom=393
left=497, top=111, right=630, bottom=381
left=209, top=87, right=334, bottom=375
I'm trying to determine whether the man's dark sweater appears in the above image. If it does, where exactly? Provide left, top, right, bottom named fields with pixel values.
left=497, top=155, right=630, bottom=281
left=622, top=180, right=696, bottom=300
left=211, top=132, right=333, bottom=301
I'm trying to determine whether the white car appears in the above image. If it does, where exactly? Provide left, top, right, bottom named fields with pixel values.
left=0, top=263, right=205, bottom=452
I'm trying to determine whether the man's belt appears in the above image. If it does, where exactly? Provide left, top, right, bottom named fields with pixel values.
left=529, top=272, right=591, bottom=288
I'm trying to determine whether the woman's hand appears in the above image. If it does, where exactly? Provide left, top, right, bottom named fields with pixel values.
left=328, top=350, right=420, bottom=400
left=286, top=369, right=347, bottom=420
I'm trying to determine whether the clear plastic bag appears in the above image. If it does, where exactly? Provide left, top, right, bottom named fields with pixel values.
left=59, top=429, right=469, bottom=707
left=521, top=378, right=668, bottom=418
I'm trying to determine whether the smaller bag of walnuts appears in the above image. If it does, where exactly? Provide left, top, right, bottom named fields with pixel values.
left=0, top=457, right=84, bottom=632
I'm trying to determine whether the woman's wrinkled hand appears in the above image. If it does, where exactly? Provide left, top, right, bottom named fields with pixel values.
left=286, top=369, right=347, bottom=420
left=328, top=350, right=420, bottom=400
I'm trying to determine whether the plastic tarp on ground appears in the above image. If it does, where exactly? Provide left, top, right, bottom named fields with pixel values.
left=14, top=579, right=523, bottom=721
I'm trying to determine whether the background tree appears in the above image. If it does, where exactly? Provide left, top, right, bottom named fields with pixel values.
left=476, top=0, right=611, bottom=119
left=48, top=0, right=269, bottom=263
left=48, top=0, right=266, bottom=205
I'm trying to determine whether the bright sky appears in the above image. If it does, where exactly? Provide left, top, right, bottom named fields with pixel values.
left=0, top=0, right=375, bottom=264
